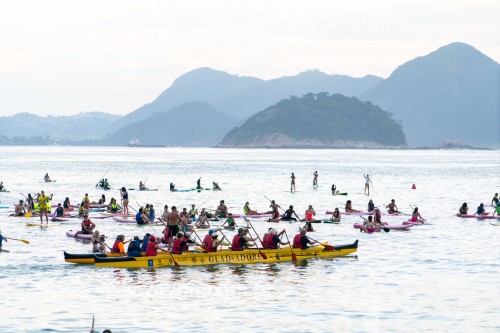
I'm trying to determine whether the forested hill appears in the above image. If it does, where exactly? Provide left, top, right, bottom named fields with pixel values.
left=217, top=93, right=406, bottom=148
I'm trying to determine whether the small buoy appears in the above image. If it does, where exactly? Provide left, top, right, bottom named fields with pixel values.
left=412, top=184, right=416, bottom=190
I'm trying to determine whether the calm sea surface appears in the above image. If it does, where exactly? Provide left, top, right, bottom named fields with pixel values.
left=0, top=146, right=498, bottom=332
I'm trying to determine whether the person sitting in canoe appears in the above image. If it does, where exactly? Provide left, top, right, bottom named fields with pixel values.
left=281, top=205, right=300, bottom=222
left=140, top=233, right=152, bottom=252
left=223, top=213, right=237, bottom=230
left=302, top=205, right=316, bottom=221
left=262, top=228, right=289, bottom=249
left=293, top=228, right=317, bottom=250
left=91, top=230, right=106, bottom=253
left=74, top=214, right=96, bottom=238
left=213, top=182, right=221, bottom=190
left=243, top=202, right=259, bottom=215
left=169, top=183, right=177, bottom=191
left=386, top=199, right=401, bottom=214
left=170, top=232, right=189, bottom=254
left=411, top=207, right=426, bottom=223
left=491, top=193, right=499, bottom=206
left=215, top=200, right=228, bottom=217
left=13, top=200, right=26, bottom=216
left=54, top=203, right=65, bottom=217
left=127, top=236, right=142, bottom=257
left=231, top=228, right=254, bottom=251
left=367, top=199, right=375, bottom=212
left=135, top=207, right=150, bottom=225
left=44, top=173, right=51, bottom=182
left=458, top=202, right=468, bottom=215
left=475, top=203, right=488, bottom=216
left=345, top=200, right=359, bottom=213
left=374, top=208, right=388, bottom=226
left=360, top=216, right=379, bottom=233
left=206, top=230, right=223, bottom=252
left=268, top=200, right=282, bottom=222
left=145, top=235, right=169, bottom=256
left=330, top=208, right=341, bottom=222
left=111, top=235, right=129, bottom=256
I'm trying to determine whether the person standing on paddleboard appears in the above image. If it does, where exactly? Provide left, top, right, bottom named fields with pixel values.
left=37, top=190, right=53, bottom=225
left=120, top=187, right=129, bottom=214
left=364, top=174, right=372, bottom=195
left=167, top=206, right=181, bottom=249
left=313, top=171, right=318, bottom=188
left=291, top=173, right=296, bottom=192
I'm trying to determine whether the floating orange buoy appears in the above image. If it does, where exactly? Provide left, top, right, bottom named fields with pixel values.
left=412, top=184, right=416, bottom=190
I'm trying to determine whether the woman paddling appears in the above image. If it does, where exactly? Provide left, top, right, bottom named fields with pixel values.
left=330, top=208, right=341, bottom=222
left=411, top=207, right=426, bottom=223
left=458, top=202, right=468, bottom=215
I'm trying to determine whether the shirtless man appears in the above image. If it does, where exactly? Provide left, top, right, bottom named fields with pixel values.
left=215, top=200, right=228, bottom=217
left=268, top=200, right=282, bottom=222
left=14, top=200, right=26, bottom=216
left=386, top=199, right=400, bottom=214
left=167, top=206, right=181, bottom=249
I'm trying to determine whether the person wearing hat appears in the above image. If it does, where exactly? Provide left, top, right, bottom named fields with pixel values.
left=231, top=228, right=254, bottom=251
left=127, top=236, right=142, bottom=257
left=215, top=200, right=228, bottom=217
left=145, top=235, right=168, bottom=256
left=202, top=229, right=223, bottom=252
left=14, top=200, right=26, bottom=216
left=280, top=205, right=300, bottom=222
left=262, top=228, right=288, bottom=249
left=293, top=228, right=316, bottom=250
left=74, top=214, right=96, bottom=238
left=91, top=230, right=106, bottom=253
left=111, top=235, right=128, bottom=255
left=140, top=233, right=152, bottom=252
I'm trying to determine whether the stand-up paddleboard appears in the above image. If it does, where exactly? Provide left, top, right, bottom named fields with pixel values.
left=353, top=223, right=412, bottom=230
left=66, top=230, right=93, bottom=239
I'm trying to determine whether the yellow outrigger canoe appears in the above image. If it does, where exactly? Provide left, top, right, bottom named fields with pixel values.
left=88, top=240, right=358, bottom=268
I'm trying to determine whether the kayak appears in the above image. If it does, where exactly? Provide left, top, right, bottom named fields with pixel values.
left=91, top=240, right=358, bottom=268
left=353, top=223, right=412, bottom=230
left=0, top=190, right=10, bottom=193
left=457, top=214, right=499, bottom=219
left=490, top=222, right=500, bottom=226
left=0, top=205, right=9, bottom=209
left=66, top=230, right=93, bottom=239
left=27, top=222, right=61, bottom=227
left=128, top=188, right=159, bottom=191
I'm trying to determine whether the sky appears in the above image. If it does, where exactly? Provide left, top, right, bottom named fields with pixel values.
left=0, top=0, right=498, bottom=117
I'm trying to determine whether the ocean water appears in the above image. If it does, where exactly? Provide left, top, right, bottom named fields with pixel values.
left=0, top=146, right=498, bottom=332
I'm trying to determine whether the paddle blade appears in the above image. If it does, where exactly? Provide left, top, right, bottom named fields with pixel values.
left=20, top=239, right=30, bottom=244
left=258, top=249, right=267, bottom=260
left=323, top=244, right=334, bottom=251
left=25, top=211, right=32, bottom=218
left=170, top=254, right=179, bottom=266
left=291, top=251, right=297, bottom=261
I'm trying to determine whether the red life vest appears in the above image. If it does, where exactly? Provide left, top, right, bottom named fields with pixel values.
left=261, top=233, right=268, bottom=247
left=231, top=235, right=243, bottom=251
left=202, top=234, right=211, bottom=249
left=264, top=233, right=277, bottom=249
left=171, top=238, right=183, bottom=254
left=293, top=234, right=303, bottom=248
left=111, top=239, right=122, bottom=254
left=145, top=241, right=157, bottom=256
left=181, top=237, right=190, bottom=251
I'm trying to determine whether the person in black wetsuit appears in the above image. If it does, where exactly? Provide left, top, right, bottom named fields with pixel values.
left=280, top=205, right=300, bottom=222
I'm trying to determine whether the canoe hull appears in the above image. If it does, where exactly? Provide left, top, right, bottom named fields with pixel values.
left=94, top=240, right=358, bottom=268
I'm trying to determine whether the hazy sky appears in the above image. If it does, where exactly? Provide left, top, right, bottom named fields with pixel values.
left=0, top=0, right=498, bottom=116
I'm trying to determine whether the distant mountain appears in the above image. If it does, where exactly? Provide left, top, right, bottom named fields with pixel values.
left=115, top=67, right=382, bottom=127
left=107, top=101, right=239, bottom=147
left=361, top=42, right=500, bottom=148
left=0, top=112, right=120, bottom=140
left=218, top=93, right=406, bottom=148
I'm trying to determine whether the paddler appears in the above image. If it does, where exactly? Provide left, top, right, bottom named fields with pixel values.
left=313, top=171, right=318, bottom=188
left=364, top=174, right=371, bottom=195
left=127, top=236, right=142, bottom=257
left=345, top=200, right=359, bottom=213
left=120, top=187, right=129, bottom=215
left=195, top=214, right=210, bottom=229
left=145, top=235, right=168, bottom=256
left=189, top=204, right=198, bottom=220
left=231, top=227, right=254, bottom=251
left=224, top=213, right=237, bottom=230
left=243, top=202, right=258, bottom=215
left=74, top=214, right=96, bottom=238
left=411, top=207, right=425, bottom=222
left=148, top=204, right=155, bottom=222
left=0, top=181, right=5, bottom=191
left=139, top=181, right=146, bottom=190
left=111, top=235, right=130, bottom=255
left=293, top=228, right=317, bottom=249
left=82, top=193, right=91, bottom=209
left=44, top=173, right=51, bottom=182
left=262, top=228, right=289, bottom=249
left=196, top=177, right=202, bottom=190
left=492, top=203, right=500, bottom=216
left=458, top=202, right=468, bottom=215
left=374, top=208, right=387, bottom=226
left=360, top=216, right=378, bottom=233
left=202, top=229, right=223, bottom=252
left=213, top=182, right=221, bottom=190
left=170, top=232, right=188, bottom=254
left=268, top=200, right=282, bottom=222
left=170, top=183, right=176, bottom=191
left=367, top=199, right=375, bottom=212
left=37, top=190, right=53, bottom=224
left=54, top=203, right=65, bottom=217
left=159, top=205, right=169, bottom=222
left=98, top=194, right=106, bottom=205
left=291, top=173, right=296, bottom=191
left=13, top=200, right=26, bottom=216
left=330, top=208, right=341, bottom=222
left=107, top=198, right=120, bottom=213
left=215, top=200, right=228, bottom=217
left=385, top=199, right=400, bottom=214
left=475, top=203, right=488, bottom=216
left=331, top=183, right=336, bottom=194
left=492, top=193, right=499, bottom=207
left=281, top=205, right=300, bottom=222
left=135, top=207, right=150, bottom=224
left=63, top=197, right=72, bottom=211
left=78, top=202, right=86, bottom=216
left=302, top=205, right=316, bottom=221
left=91, top=230, right=106, bottom=253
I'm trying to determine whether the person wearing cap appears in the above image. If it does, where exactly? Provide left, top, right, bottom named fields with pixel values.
left=293, top=228, right=316, bottom=250
left=111, top=235, right=128, bottom=255
left=37, top=190, right=53, bottom=224
left=215, top=200, right=228, bottom=217
left=54, top=203, right=65, bottom=217
left=140, top=233, right=152, bottom=252
left=231, top=228, right=254, bottom=251
left=280, top=205, right=300, bottom=222
left=74, top=214, right=96, bottom=238
left=91, top=230, right=106, bottom=253
left=14, top=200, right=26, bottom=216
left=145, top=235, right=168, bottom=256
left=127, top=236, right=142, bottom=257
left=171, top=232, right=188, bottom=254
left=202, top=229, right=222, bottom=252
left=262, top=228, right=288, bottom=249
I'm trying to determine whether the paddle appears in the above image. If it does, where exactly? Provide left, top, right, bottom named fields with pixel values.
left=217, top=229, right=231, bottom=251
left=95, top=170, right=109, bottom=188
left=5, top=237, right=30, bottom=244
left=306, top=236, right=334, bottom=251
left=243, top=218, right=268, bottom=260
left=91, top=315, right=94, bottom=333
left=283, top=230, right=297, bottom=261
left=191, top=229, right=207, bottom=251
left=25, top=211, right=32, bottom=218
